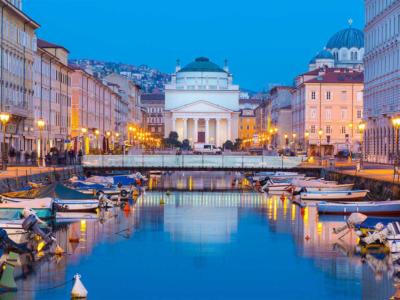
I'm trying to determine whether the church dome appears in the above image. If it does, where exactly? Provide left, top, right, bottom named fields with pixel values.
left=326, top=27, right=364, bottom=49
left=179, top=57, right=226, bottom=73
left=315, top=49, right=334, bottom=60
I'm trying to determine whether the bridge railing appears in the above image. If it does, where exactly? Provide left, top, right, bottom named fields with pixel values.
left=82, top=155, right=304, bottom=169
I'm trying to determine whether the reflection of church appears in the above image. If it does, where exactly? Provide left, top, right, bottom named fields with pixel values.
left=164, top=57, right=240, bottom=146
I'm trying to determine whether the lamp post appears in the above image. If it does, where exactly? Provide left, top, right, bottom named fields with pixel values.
left=304, top=131, right=310, bottom=156
left=284, top=134, right=288, bottom=149
left=292, top=133, right=297, bottom=152
left=37, top=119, right=45, bottom=167
left=358, top=122, right=366, bottom=170
left=95, top=129, right=100, bottom=153
left=106, top=131, right=111, bottom=154
left=392, top=118, right=400, bottom=180
left=81, top=128, right=87, bottom=155
left=318, top=129, right=324, bottom=166
left=0, top=112, right=10, bottom=171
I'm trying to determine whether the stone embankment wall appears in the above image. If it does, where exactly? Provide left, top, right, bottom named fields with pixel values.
left=0, top=166, right=84, bottom=194
left=323, top=169, right=400, bottom=200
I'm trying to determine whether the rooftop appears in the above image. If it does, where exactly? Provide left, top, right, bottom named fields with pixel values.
left=179, top=57, right=226, bottom=73
left=38, top=39, right=69, bottom=53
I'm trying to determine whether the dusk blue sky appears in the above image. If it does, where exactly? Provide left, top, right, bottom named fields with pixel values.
left=24, top=0, right=364, bottom=91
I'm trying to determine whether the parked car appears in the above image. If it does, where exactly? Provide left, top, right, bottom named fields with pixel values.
left=193, top=143, right=222, bottom=155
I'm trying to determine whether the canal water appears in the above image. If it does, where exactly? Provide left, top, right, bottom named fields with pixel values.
left=10, top=172, right=397, bottom=299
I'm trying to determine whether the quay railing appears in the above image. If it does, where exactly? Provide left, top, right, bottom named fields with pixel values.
left=82, top=155, right=304, bottom=170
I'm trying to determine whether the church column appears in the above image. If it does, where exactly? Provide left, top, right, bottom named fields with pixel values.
left=183, top=118, right=188, bottom=140
left=227, top=117, right=231, bottom=141
left=205, top=118, right=210, bottom=144
left=215, top=118, right=220, bottom=146
left=194, top=118, right=198, bottom=143
left=172, top=117, right=176, bottom=132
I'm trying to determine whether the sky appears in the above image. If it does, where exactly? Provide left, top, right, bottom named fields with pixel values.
left=24, top=0, right=364, bottom=91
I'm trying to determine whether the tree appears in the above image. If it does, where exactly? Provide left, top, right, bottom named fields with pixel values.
left=233, top=139, right=242, bottom=151
left=223, top=140, right=234, bottom=151
left=164, top=131, right=181, bottom=148
left=181, top=139, right=191, bottom=150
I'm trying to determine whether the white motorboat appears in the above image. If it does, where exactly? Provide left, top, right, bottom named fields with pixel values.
left=0, top=197, right=54, bottom=219
left=305, top=184, right=354, bottom=192
left=301, top=190, right=369, bottom=201
left=54, top=199, right=99, bottom=212
left=56, top=212, right=98, bottom=223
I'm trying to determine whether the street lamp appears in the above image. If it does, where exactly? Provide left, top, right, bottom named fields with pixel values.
left=304, top=131, right=310, bottom=155
left=0, top=112, right=10, bottom=171
left=358, top=122, right=366, bottom=170
left=37, top=119, right=45, bottom=167
left=81, top=127, right=87, bottom=155
left=95, top=129, right=100, bottom=152
left=392, top=117, right=400, bottom=180
left=318, top=129, right=324, bottom=165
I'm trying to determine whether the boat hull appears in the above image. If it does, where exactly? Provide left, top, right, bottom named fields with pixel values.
left=317, top=201, right=400, bottom=216
left=300, top=190, right=368, bottom=202
left=55, top=199, right=99, bottom=212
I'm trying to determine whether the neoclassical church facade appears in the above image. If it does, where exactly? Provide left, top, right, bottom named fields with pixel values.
left=164, top=57, right=240, bottom=146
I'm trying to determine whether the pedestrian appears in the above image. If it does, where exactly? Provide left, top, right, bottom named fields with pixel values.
left=78, top=150, right=83, bottom=164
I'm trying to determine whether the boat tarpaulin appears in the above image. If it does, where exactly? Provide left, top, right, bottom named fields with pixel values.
left=113, top=175, right=135, bottom=186
left=55, top=184, right=95, bottom=200
left=72, top=182, right=105, bottom=190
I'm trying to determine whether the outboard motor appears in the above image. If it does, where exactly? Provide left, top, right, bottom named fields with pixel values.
left=0, top=229, right=29, bottom=254
left=22, top=210, right=55, bottom=246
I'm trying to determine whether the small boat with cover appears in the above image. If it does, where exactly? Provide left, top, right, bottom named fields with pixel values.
left=317, top=200, right=400, bottom=216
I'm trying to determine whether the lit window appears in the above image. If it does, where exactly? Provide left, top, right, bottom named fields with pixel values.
left=311, top=91, right=316, bottom=100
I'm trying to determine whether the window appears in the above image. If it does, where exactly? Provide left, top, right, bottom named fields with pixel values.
left=357, top=110, right=362, bottom=119
left=341, top=109, right=348, bottom=120
left=310, top=108, right=317, bottom=119
left=341, top=126, right=346, bottom=134
left=311, top=125, right=316, bottom=134
left=341, top=91, right=347, bottom=100
left=325, top=109, right=332, bottom=121
left=311, top=91, right=316, bottom=100
left=326, top=125, right=332, bottom=134
left=326, top=91, right=331, bottom=100
left=357, top=92, right=363, bottom=102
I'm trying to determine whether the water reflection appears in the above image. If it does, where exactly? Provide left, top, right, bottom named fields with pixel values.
left=8, top=173, right=399, bottom=299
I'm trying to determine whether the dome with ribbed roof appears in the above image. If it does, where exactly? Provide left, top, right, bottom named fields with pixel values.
left=326, top=28, right=364, bottom=49
left=179, top=57, right=226, bottom=73
left=315, top=49, right=334, bottom=60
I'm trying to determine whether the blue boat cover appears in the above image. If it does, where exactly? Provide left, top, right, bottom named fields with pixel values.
left=55, top=184, right=95, bottom=200
left=72, top=182, right=105, bottom=190
left=112, top=175, right=135, bottom=186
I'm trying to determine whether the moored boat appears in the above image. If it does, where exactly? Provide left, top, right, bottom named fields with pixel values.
left=317, top=200, right=400, bottom=216
left=305, top=184, right=355, bottom=192
left=54, top=199, right=99, bottom=212
left=300, top=190, right=369, bottom=201
left=0, top=197, right=54, bottom=219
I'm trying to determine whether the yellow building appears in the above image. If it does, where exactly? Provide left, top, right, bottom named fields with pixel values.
left=239, top=108, right=256, bottom=147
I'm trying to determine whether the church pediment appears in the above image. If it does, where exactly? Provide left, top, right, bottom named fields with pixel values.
left=171, top=100, right=234, bottom=113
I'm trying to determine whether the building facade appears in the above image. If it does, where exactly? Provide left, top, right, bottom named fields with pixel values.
left=33, top=39, right=72, bottom=156
left=140, top=93, right=165, bottom=138
left=292, top=67, right=364, bottom=156
left=70, top=66, right=117, bottom=153
left=164, top=57, right=240, bottom=146
left=0, top=0, right=39, bottom=156
left=238, top=107, right=256, bottom=143
left=104, top=73, right=141, bottom=139
left=269, top=86, right=293, bottom=149
left=363, top=0, right=400, bottom=163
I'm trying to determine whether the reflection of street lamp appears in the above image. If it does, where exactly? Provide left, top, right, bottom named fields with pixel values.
left=292, top=133, right=297, bottom=151
left=37, top=119, right=45, bottom=167
left=284, top=134, right=288, bottom=148
left=358, top=122, right=366, bottom=169
left=0, top=112, right=10, bottom=171
left=318, top=129, right=324, bottom=165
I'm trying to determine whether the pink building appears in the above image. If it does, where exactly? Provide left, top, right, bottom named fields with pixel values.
left=70, top=66, right=118, bottom=153
left=292, top=67, right=364, bottom=156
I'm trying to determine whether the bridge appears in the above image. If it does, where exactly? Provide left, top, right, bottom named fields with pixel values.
left=82, top=155, right=308, bottom=171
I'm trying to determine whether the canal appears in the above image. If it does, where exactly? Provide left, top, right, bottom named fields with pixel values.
left=12, top=172, right=396, bottom=299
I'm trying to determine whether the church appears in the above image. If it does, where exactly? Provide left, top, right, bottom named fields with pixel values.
left=164, top=57, right=240, bottom=147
